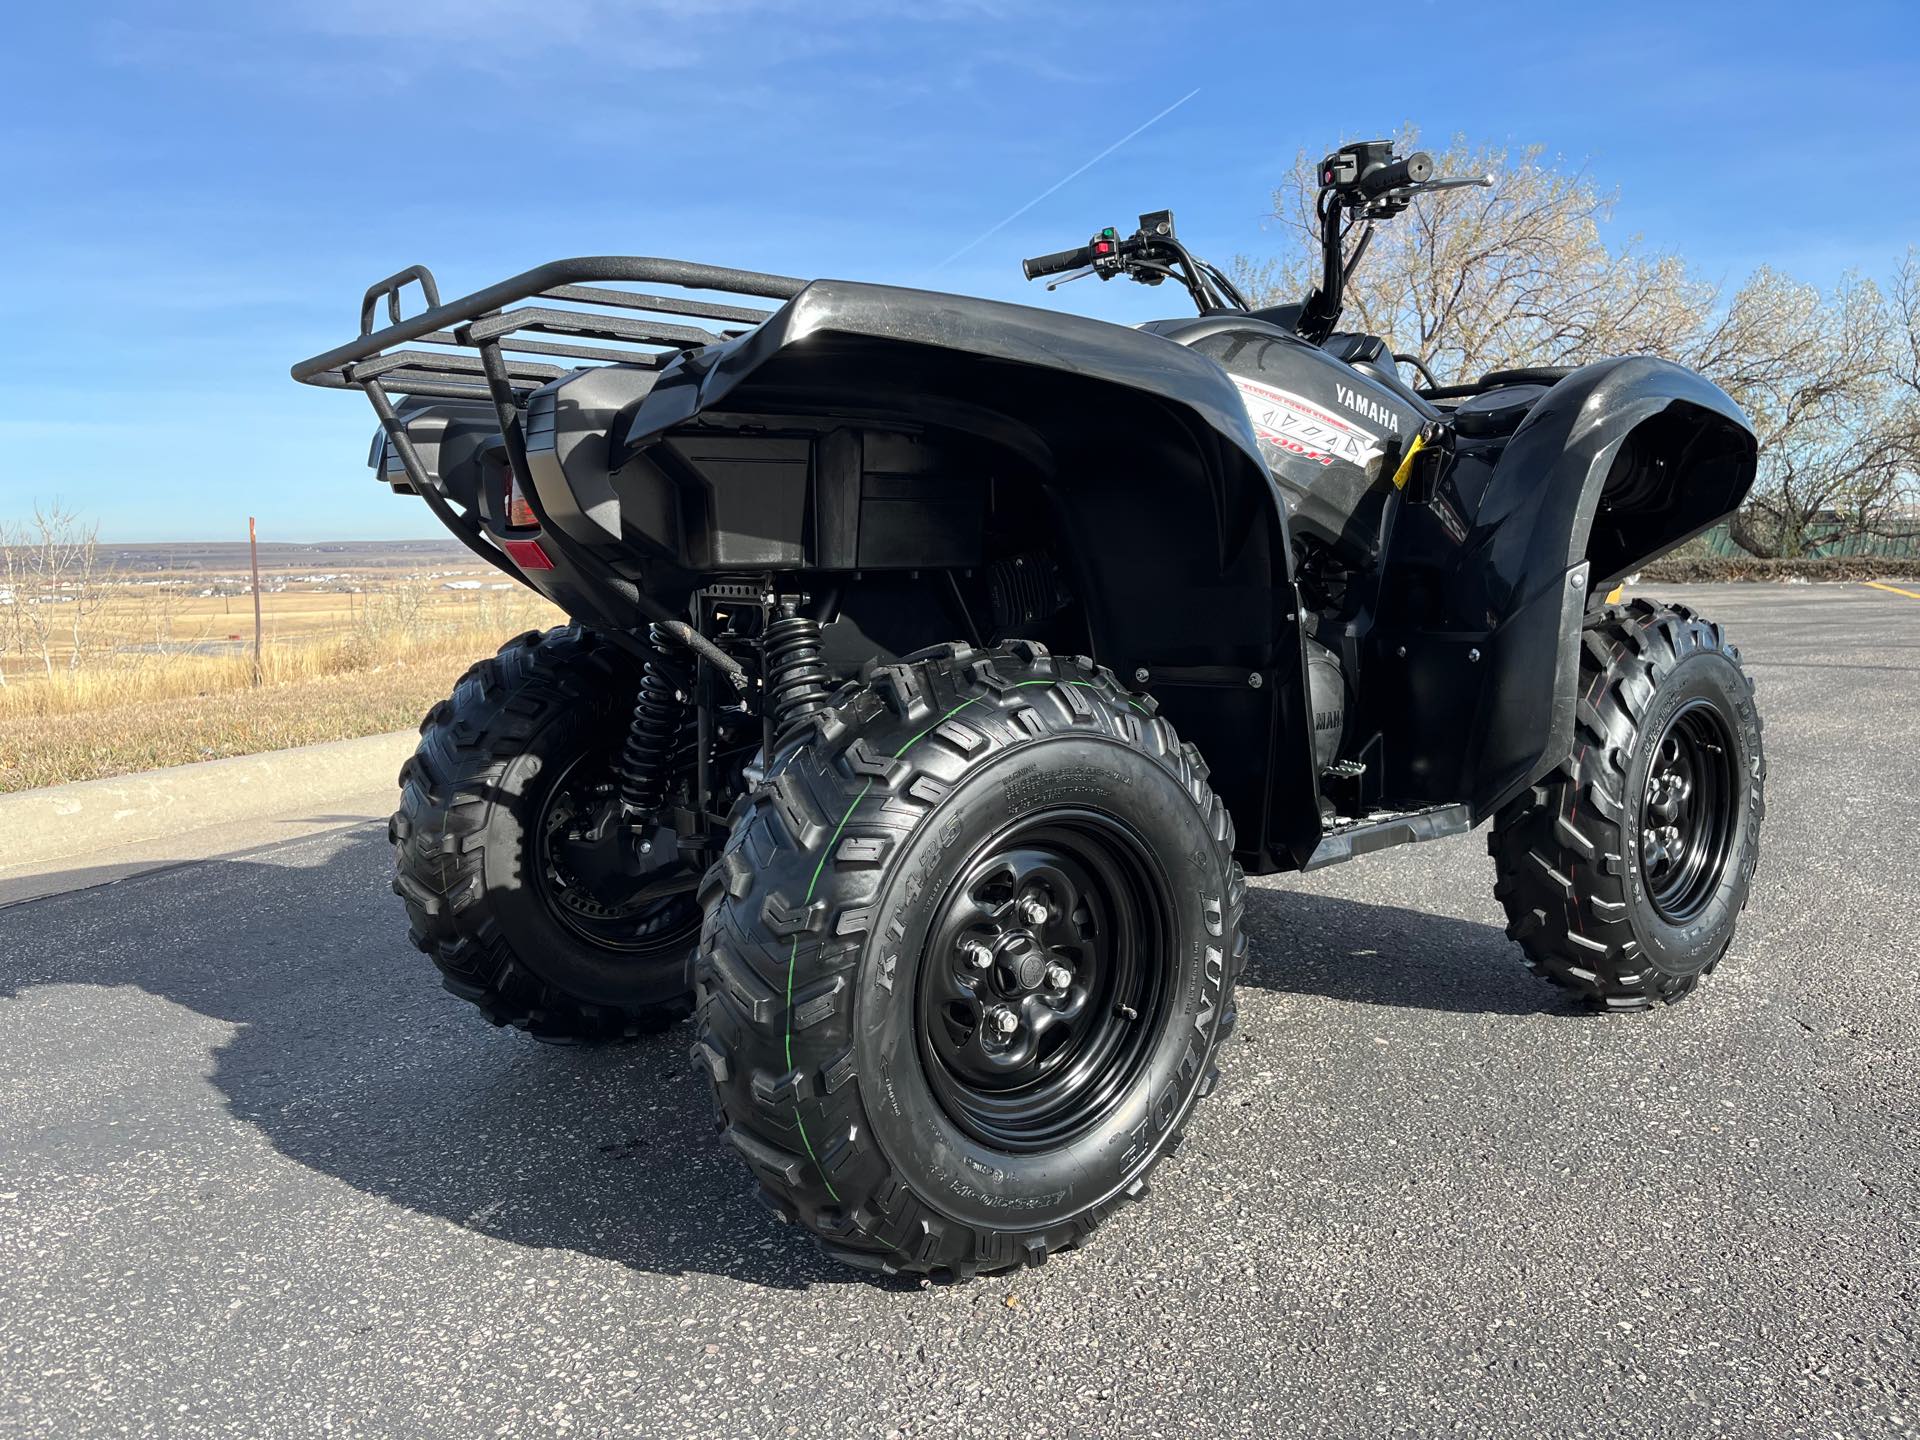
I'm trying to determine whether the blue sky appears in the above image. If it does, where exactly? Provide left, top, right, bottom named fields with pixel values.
left=4, top=0, right=1916, bottom=542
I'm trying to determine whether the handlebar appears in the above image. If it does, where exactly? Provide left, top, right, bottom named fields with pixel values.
left=1021, top=245, right=1094, bottom=280
left=1355, top=150, right=1434, bottom=201
left=1018, top=212, right=1248, bottom=314
left=1013, top=142, right=1486, bottom=343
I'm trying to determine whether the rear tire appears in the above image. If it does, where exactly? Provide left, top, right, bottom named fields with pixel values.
left=1490, top=599, right=1765, bottom=1010
left=390, top=626, right=700, bottom=1042
left=693, top=641, right=1246, bottom=1279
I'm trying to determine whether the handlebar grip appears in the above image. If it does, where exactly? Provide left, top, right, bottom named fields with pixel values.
left=1358, top=151, right=1434, bottom=199
left=1022, top=246, right=1092, bottom=280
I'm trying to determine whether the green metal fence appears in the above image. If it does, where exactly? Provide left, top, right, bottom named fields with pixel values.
left=1692, top=520, right=1920, bottom=560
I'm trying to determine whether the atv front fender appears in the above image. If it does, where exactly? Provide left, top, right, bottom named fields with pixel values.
left=1461, top=356, right=1756, bottom=819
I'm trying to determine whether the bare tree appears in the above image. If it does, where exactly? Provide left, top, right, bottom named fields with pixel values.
left=1878, top=246, right=1920, bottom=514
left=1712, top=271, right=1904, bottom=556
left=1232, top=129, right=1718, bottom=381
left=10, top=503, right=113, bottom=678
left=0, top=520, right=21, bottom=688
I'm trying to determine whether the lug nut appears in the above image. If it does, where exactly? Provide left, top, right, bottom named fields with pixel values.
left=1045, top=963, right=1072, bottom=990
left=961, top=939, right=995, bottom=970
left=986, top=1005, right=1020, bottom=1038
left=1018, top=896, right=1050, bottom=926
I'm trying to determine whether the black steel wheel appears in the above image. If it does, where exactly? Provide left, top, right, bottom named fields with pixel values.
left=917, top=814, right=1172, bottom=1152
left=1491, top=599, right=1765, bottom=1010
left=693, top=641, right=1246, bottom=1279
left=534, top=747, right=702, bottom=954
left=391, top=627, right=700, bottom=1041
left=1639, top=700, right=1739, bottom=925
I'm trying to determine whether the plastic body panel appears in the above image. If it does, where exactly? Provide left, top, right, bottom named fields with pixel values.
left=854, top=430, right=988, bottom=568
left=661, top=432, right=811, bottom=568
left=1143, top=316, right=1437, bottom=566
left=524, top=364, right=662, bottom=544
left=372, top=398, right=502, bottom=510
left=645, top=422, right=990, bottom=572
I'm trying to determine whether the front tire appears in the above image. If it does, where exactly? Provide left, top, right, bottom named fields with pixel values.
left=693, top=642, right=1246, bottom=1279
left=390, top=627, right=701, bottom=1041
left=1490, top=600, right=1765, bottom=1009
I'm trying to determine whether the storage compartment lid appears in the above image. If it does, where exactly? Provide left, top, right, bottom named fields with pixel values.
left=1451, top=383, right=1549, bottom=437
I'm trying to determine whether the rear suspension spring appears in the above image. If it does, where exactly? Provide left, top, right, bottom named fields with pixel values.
left=619, top=624, right=696, bottom=820
left=762, top=611, right=832, bottom=739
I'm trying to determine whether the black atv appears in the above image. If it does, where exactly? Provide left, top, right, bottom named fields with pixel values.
left=293, top=139, right=1765, bottom=1279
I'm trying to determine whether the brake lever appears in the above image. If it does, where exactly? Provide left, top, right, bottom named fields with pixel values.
left=1045, top=266, right=1098, bottom=291
left=1399, top=172, right=1495, bottom=198
left=1365, top=172, right=1495, bottom=218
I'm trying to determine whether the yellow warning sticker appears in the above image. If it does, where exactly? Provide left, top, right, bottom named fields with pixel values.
left=1390, top=433, right=1427, bottom=490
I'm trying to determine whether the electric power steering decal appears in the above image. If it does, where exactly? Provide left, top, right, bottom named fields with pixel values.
left=1230, top=374, right=1384, bottom=471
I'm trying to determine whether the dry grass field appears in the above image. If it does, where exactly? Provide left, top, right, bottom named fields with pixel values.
left=0, top=550, right=563, bottom=792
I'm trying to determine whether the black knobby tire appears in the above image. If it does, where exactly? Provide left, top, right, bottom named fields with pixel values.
left=390, top=626, right=700, bottom=1041
left=1490, top=599, right=1765, bottom=1009
left=693, top=641, right=1247, bottom=1279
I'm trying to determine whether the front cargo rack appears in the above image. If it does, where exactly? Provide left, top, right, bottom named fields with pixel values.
left=291, top=256, right=807, bottom=585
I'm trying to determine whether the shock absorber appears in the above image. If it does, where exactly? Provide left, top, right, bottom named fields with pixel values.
left=762, top=607, right=831, bottom=740
left=619, top=623, right=696, bottom=822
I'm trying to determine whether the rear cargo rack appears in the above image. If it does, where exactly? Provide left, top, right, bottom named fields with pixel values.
left=291, top=256, right=807, bottom=583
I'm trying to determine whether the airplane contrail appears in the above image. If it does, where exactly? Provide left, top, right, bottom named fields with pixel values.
left=935, top=86, right=1202, bottom=271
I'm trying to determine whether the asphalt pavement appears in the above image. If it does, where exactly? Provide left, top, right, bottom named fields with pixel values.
left=1, top=581, right=1915, bottom=1438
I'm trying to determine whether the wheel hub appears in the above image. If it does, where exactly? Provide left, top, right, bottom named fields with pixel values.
left=536, top=751, right=699, bottom=952
left=1005, top=933, right=1050, bottom=992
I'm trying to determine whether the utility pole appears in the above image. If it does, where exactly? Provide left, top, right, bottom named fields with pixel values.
left=249, top=516, right=263, bottom=686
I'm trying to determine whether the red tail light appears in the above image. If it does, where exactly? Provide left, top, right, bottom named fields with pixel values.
left=505, top=469, right=539, bottom=529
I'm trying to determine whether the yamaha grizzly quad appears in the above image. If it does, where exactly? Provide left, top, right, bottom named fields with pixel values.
left=293, top=139, right=1765, bottom=1279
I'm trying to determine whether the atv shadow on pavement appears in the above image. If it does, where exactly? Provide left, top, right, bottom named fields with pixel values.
left=1238, top=889, right=1590, bottom=1017
left=0, top=824, right=1575, bottom=1291
left=2, top=830, right=866, bottom=1292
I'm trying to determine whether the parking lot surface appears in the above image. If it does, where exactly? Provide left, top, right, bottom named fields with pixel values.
left=2, top=582, right=1915, bottom=1438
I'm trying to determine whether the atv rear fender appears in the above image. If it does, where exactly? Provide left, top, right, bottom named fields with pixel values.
left=1451, top=356, right=1756, bottom=819
left=600, top=281, right=1326, bottom=871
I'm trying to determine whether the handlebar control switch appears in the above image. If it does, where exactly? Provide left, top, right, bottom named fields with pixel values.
left=1320, top=139, right=1396, bottom=192
left=1321, top=141, right=1434, bottom=214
